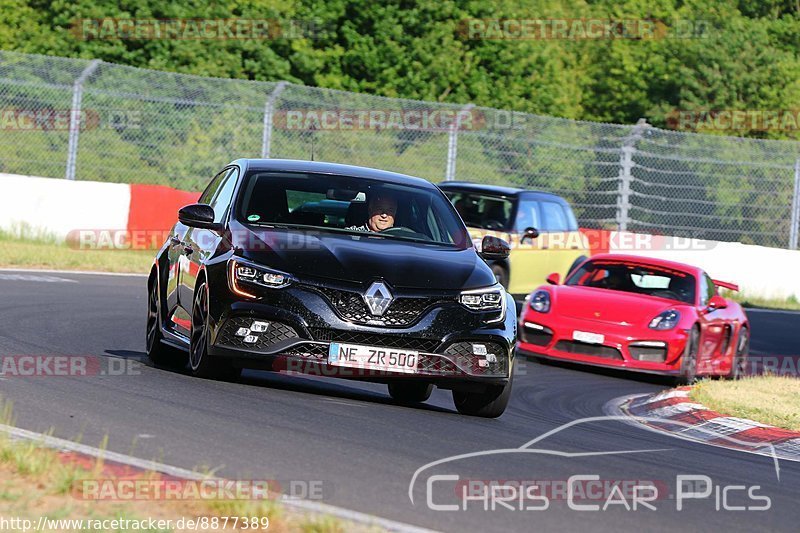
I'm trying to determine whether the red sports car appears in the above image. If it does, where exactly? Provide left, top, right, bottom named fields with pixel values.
left=516, top=254, right=749, bottom=382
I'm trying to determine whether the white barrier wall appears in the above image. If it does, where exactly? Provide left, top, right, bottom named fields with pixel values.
left=1, top=173, right=799, bottom=301
left=0, top=173, right=130, bottom=240
left=606, top=232, right=800, bottom=301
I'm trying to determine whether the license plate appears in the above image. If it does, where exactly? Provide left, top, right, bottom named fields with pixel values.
left=328, top=343, right=418, bottom=374
left=573, top=330, right=605, bottom=344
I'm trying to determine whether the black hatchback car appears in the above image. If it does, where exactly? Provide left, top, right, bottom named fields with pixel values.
left=147, top=159, right=517, bottom=417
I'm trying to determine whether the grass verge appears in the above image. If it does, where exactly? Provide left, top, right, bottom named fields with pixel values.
left=690, top=376, right=800, bottom=432
left=722, top=289, right=800, bottom=312
left=0, top=400, right=349, bottom=532
left=0, top=232, right=153, bottom=274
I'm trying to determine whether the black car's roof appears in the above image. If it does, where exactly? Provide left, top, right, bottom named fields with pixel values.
left=233, top=158, right=436, bottom=190
left=439, top=181, right=566, bottom=201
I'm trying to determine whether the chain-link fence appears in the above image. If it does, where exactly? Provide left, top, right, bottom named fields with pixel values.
left=1, top=50, right=799, bottom=249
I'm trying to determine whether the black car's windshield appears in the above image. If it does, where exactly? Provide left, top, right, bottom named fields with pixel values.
left=237, top=171, right=470, bottom=248
left=565, top=260, right=696, bottom=304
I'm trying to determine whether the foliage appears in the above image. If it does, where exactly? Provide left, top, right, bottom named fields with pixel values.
left=1, top=0, right=798, bottom=139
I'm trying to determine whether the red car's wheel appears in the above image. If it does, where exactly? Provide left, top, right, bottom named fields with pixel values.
left=677, top=326, right=700, bottom=385
left=727, top=326, right=749, bottom=380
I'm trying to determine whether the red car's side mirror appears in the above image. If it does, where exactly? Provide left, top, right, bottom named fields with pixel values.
left=708, top=294, right=728, bottom=310
left=546, top=272, right=561, bottom=285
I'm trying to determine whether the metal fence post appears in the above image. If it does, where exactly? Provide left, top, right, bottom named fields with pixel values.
left=616, top=118, right=648, bottom=232
left=445, top=104, right=474, bottom=181
left=65, top=60, right=101, bottom=180
left=261, top=81, right=288, bottom=158
left=790, top=158, right=800, bottom=250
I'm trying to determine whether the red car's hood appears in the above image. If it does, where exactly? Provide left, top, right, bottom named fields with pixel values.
left=553, top=286, right=683, bottom=327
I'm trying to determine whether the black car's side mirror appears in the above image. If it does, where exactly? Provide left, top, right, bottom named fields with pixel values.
left=520, top=226, right=540, bottom=244
left=178, top=204, right=223, bottom=231
left=479, top=235, right=511, bottom=260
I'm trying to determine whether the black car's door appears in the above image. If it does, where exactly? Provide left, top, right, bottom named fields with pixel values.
left=178, top=166, right=240, bottom=316
left=165, top=220, right=190, bottom=329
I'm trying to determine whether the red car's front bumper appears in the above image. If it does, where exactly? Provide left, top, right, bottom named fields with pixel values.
left=516, top=309, right=690, bottom=375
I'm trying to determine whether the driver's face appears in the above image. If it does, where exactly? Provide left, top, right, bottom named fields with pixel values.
left=367, top=196, right=397, bottom=232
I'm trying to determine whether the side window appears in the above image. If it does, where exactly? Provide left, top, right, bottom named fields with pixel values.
left=564, top=204, right=579, bottom=231
left=286, top=190, right=327, bottom=212
left=700, top=273, right=715, bottom=305
left=514, top=199, right=541, bottom=231
left=450, top=193, right=476, bottom=226
left=199, top=169, right=229, bottom=205
left=208, top=168, right=239, bottom=224
left=540, top=201, right=569, bottom=232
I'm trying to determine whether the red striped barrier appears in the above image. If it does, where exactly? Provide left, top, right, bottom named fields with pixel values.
left=127, top=184, right=200, bottom=249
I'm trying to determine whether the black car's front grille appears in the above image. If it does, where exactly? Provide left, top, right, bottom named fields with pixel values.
left=554, top=340, right=623, bottom=360
left=308, top=328, right=441, bottom=353
left=216, top=317, right=300, bottom=352
left=283, top=343, right=328, bottom=359
left=444, top=341, right=509, bottom=376
left=312, top=287, right=452, bottom=327
left=417, top=354, right=459, bottom=374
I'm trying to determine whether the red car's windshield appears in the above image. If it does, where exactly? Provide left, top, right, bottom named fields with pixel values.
left=565, top=260, right=695, bottom=304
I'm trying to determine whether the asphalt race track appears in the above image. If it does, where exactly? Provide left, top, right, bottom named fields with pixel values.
left=0, top=270, right=798, bottom=532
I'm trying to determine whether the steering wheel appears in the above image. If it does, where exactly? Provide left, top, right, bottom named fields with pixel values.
left=380, top=226, right=429, bottom=240
left=652, top=290, right=681, bottom=301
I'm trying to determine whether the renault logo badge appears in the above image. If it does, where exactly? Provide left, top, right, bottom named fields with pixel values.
left=364, top=281, right=393, bottom=316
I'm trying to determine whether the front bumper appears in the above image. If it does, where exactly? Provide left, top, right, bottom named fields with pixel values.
left=515, top=309, right=688, bottom=375
left=205, top=269, right=516, bottom=385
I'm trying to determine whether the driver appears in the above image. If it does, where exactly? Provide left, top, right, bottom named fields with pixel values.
left=346, top=192, right=398, bottom=232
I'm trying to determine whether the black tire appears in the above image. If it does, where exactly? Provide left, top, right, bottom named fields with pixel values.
left=189, top=281, right=242, bottom=381
left=491, top=264, right=509, bottom=289
left=727, top=326, right=749, bottom=380
left=452, top=373, right=513, bottom=418
left=677, top=326, right=700, bottom=385
left=388, top=382, right=433, bottom=404
left=146, top=273, right=188, bottom=368
left=568, top=255, right=588, bottom=276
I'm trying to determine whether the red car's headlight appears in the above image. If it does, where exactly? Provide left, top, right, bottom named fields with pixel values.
left=529, top=290, right=550, bottom=313
left=649, top=310, right=680, bottom=330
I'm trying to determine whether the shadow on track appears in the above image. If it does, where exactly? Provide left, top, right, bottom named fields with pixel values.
left=104, top=348, right=455, bottom=415
left=516, top=350, right=678, bottom=387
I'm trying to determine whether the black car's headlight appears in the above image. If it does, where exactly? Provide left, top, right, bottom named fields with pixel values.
left=529, top=290, right=551, bottom=313
left=649, top=310, right=680, bottom=330
left=459, top=283, right=507, bottom=323
left=228, top=258, right=292, bottom=298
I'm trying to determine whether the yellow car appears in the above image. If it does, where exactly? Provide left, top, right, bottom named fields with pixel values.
left=439, top=182, right=589, bottom=298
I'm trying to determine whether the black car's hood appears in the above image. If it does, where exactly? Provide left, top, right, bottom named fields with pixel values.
left=233, top=226, right=494, bottom=290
